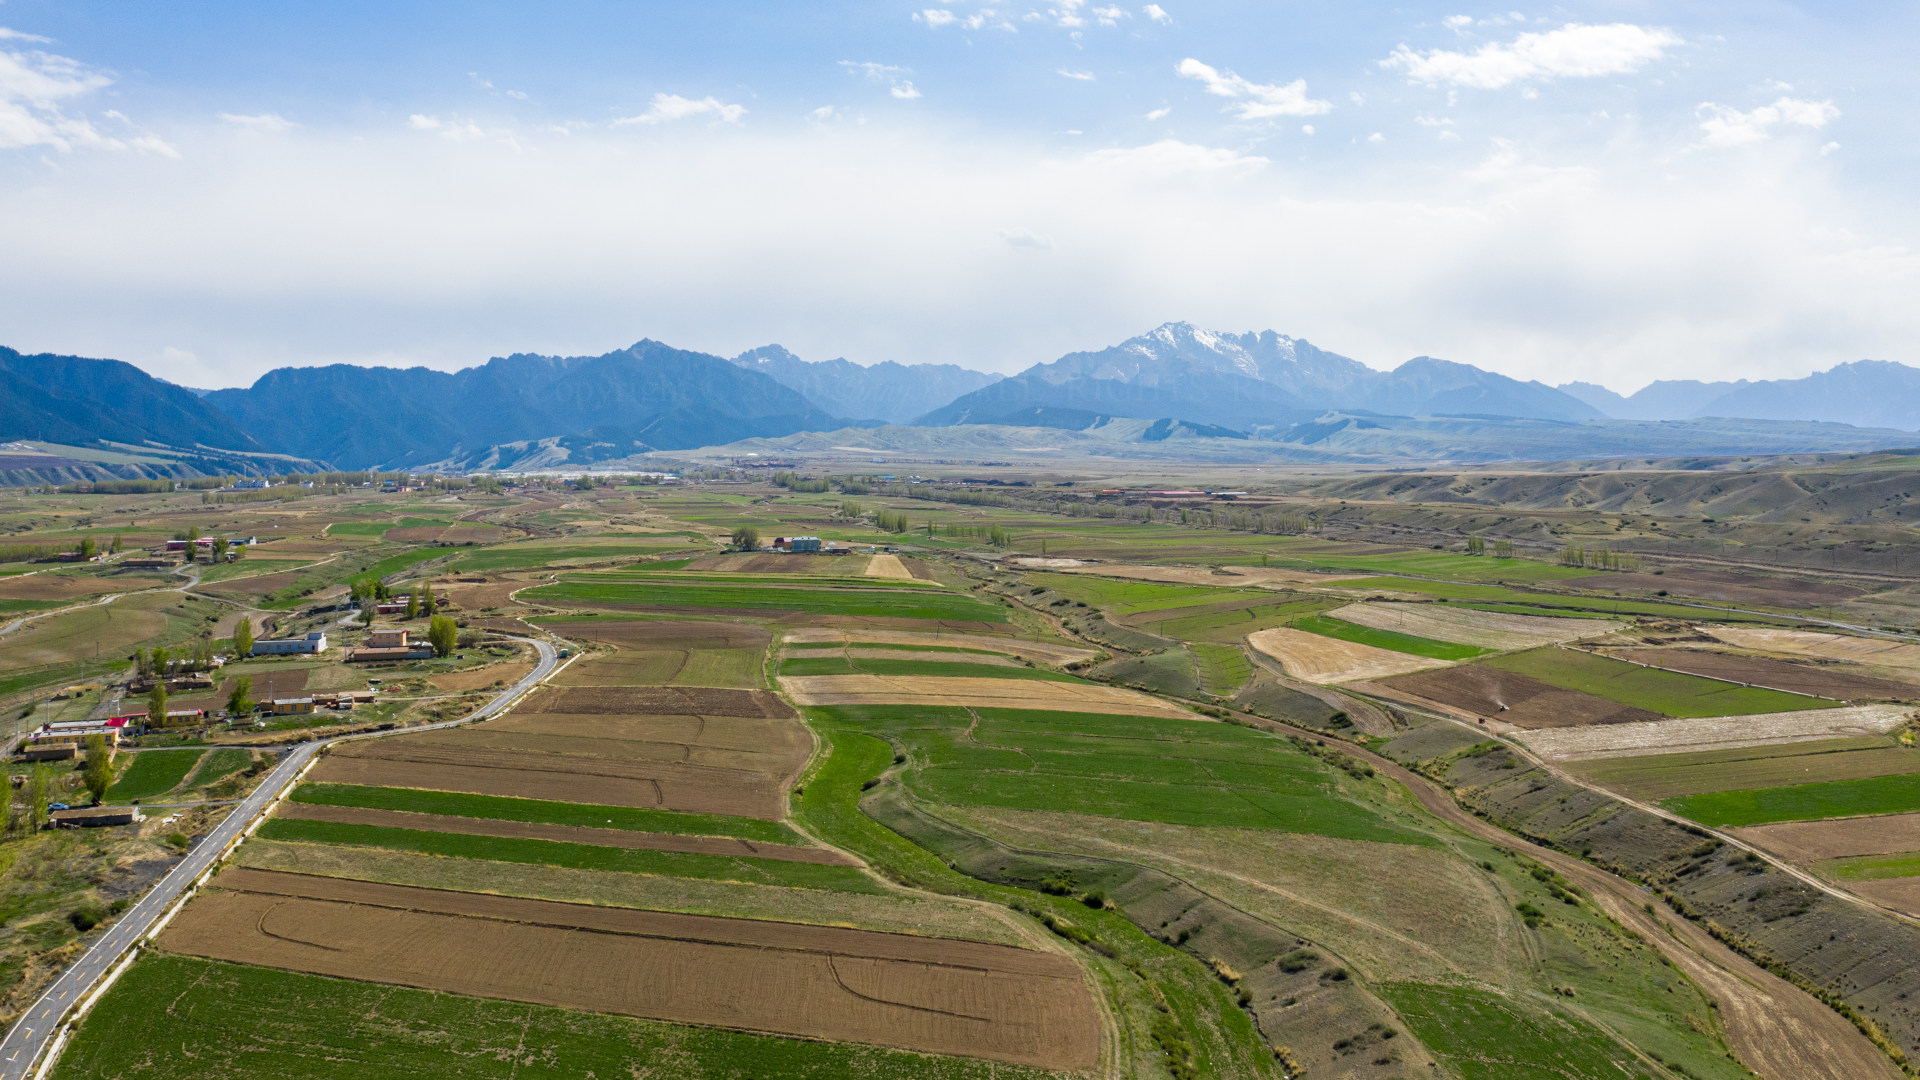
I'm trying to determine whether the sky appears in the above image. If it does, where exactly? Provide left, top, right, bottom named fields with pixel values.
left=1, top=2, right=1915, bottom=394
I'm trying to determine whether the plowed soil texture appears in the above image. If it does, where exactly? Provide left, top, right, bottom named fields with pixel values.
left=779, top=674, right=1196, bottom=719
left=551, top=619, right=772, bottom=650
left=1246, top=626, right=1451, bottom=684
left=1384, top=664, right=1663, bottom=728
left=1735, top=812, right=1920, bottom=864
left=373, top=723, right=807, bottom=784
left=1846, top=878, right=1920, bottom=919
left=1563, top=569, right=1860, bottom=607
left=160, top=868, right=1098, bottom=1071
left=1708, top=627, right=1920, bottom=676
left=311, top=742, right=787, bottom=818
left=0, top=574, right=152, bottom=601
left=1326, top=603, right=1620, bottom=651
left=275, top=803, right=853, bottom=864
left=1514, top=705, right=1912, bottom=761
left=1608, top=648, right=1918, bottom=701
left=524, top=685, right=794, bottom=718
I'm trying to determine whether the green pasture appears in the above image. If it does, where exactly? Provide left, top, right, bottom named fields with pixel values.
left=1259, top=547, right=1594, bottom=584
left=526, top=578, right=1006, bottom=622
left=1293, top=614, right=1490, bottom=661
left=1142, top=595, right=1336, bottom=644
left=1823, top=851, right=1920, bottom=882
left=450, top=541, right=695, bottom=573
left=1486, top=647, right=1832, bottom=718
left=256, top=818, right=878, bottom=892
left=1334, top=577, right=1777, bottom=621
left=777, top=656, right=1077, bottom=681
left=613, top=569, right=949, bottom=591
left=291, top=783, right=801, bottom=843
left=1189, top=642, right=1252, bottom=696
left=1569, top=737, right=1920, bottom=801
left=51, top=955, right=1050, bottom=1080
left=106, top=748, right=205, bottom=803
left=809, top=704, right=1433, bottom=845
left=1379, top=983, right=1657, bottom=1080
left=1665, top=773, right=1920, bottom=826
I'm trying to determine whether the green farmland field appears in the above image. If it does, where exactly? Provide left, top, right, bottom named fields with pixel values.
left=1665, top=773, right=1920, bottom=826
left=1487, top=646, right=1831, bottom=718
left=290, top=783, right=802, bottom=843
left=1823, top=851, right=1920, bottom=882
left=776, top=656, right=1077, bottom=681
left=1380, top=982, right=1649, bottom=1080
left=51, top=955, right=1050, bottom=1080
left=1568, top=737, right=1920, bottom=801
left=526, top=578, right=1006, bottom=622
left=106, top=748, right=205, bottom=802
left=450, top=542, right=698, bottom=573
left=810, top=704, right=1432, bottom=845
left=1293, top=614, right=1490, bottom=661
left=255, top=818, right=879, bottom=892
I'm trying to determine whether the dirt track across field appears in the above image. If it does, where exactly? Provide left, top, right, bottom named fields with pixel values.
left=1245, top=627, right=1451, bottom=684
left=1383, top=664, right=1664, bottom=728
left=1514, top=703, right=1913, bottom=761
left=276, top=802, right=855, bottom=864
left=160, top=868, right=1099, bottom=1070
left=1735, top=813, right=1920, bottom=864
left=779, top=673, right=1196, bottom=718
left=783, top=628, right=1097, bottom=665
left=1327, top=603, right=1620, bottom=651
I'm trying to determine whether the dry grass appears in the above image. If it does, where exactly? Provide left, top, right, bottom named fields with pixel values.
left=1246, top=626, right=1451, bottom=684
left=1514, top=704, right=1913, bottom=761
left=1735, top=813, right=1920, bottom=864
left=1708, top=626, right=1920, bottom=677
left=1327, top=602, right=1620, bottom=650
left=1035, top=562, right=1360, bottom=588
left=864, top=554, right=913, bottom=579
left=429, top=662, right=533, bottom=693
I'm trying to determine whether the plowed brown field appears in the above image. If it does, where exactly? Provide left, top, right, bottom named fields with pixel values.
left=276, top=803, right=855, bottom=864
left=1845, top=878, right=1920, bottom=919
left=1735, top=813, right=1920, bottom=864
left=779, top=674, right=1196, bottom=719
left=1708, top=626, right=1920, bottom=676
left=0, top=574, right=154, bottom=602
left=429, top=662, right=533, bottom=693
left=1327, top=603, right=1619, bottom=651
left=556, top=619, right=772, bottom=649
left=1246, top=627, right=1451, bottom=684
left=198, top=569, right=299, bottom=596
left=525, top=685, right=794, bottom=717
left=1516, top=704, right=1912, bottom=761
left=1607, top=647, right=1918, bottom=700
left=390, top=725, right=802, bottom=776
left=161, top=869, right=1098, bottom=1070
left=782, top=627, right=1096, bottom=665
left=1039, top=562, right=1360, bottom=588
left=1383, top=664, right=1663, bottom=728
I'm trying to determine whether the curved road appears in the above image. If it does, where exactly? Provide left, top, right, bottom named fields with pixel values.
left=0, top=635, right=567, bottom=1080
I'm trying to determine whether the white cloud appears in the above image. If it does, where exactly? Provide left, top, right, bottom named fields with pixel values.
left=891, top=81, right=922, bottom=100
left=1697, top=97, right=1839, bottom=147
left=1820, top=141, right=1840, bottom=156
left=0, top=28, right=54, bottom=43
left=616, top=93, right=747, bottom=125
left=1091, top=6, right=1127, bottom=26
left=841, top=60, right=921, bottom=100
left=408, top=114, right=441, bottom=130
left=1384, top=23, right=1680, bottom=90
left=0, top=39, right=116, bottom=151
left=1142, top=4, right=1170, bottom=22
left=1301, top=124, right=1314, bottom=135
left=221, top=112, right=297, bottom=133
left=1086, top=139, right=1268, bottom=177
left=998, top=226, right=1056, bottom=250
left=1145, top=106, right=1171, bottom=120
left=809, top=105, right=836, bottom=121
left=1442, top=15, right=1473, bottom=31
left=1058, top=69, right=1095, bottom=81
left=506, top=90, right=527, bottom=100
left=1367, top=132, right=1386, bottom=143
left=915, top=9, right=959, bottom=27
left=1176, top=58, right=1331, bottom=119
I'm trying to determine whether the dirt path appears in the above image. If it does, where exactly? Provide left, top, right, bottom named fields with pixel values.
left=1229, top=708, right=1903, bottom=1080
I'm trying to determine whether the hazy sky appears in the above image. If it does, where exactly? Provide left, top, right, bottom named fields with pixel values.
left=1, top=2, right=1914, bottom=392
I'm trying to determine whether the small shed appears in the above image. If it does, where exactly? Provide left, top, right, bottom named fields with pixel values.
left=51, top=806, right=143, bottom=828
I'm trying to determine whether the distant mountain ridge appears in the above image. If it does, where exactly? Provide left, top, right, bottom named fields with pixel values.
left=730, top=346, right=1000, bottom=424
left=205, top=340, right=845, bottom=469
left=1560, top=361, right=1920, bottom=428
left=920, top=322, right=1600, bottom=431
left=0, top=346, right=261, bottom=450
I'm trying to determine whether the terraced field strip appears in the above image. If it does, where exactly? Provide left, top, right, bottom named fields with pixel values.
left=1734, top=812, right=1920, bottom=864
left=1566, top=736, right=1920, bottom=801
left=290, top=782, right=802, bottom=844
left=782, top=628, right=1096, bottom=665
left=781, top=673, right=1198, bottom=719
left=1246, top=626, right=1451, bottom=684
left=778, top=657, right=1075, bottom=681
left=1291, top=614, right=1490, bottom=661
left=1605, top=646, right=1918, bottom=701
left=1665, top=772, right=1920, bottom=827
left=544, top=618, right=772, bottom=650
left=1325, top=602, right=1622, bottom=650
left=1487, top=645, right=1837, bottom=718
left=276, top=802, right=855, bottom=864
left=1381, top=663, right=1664, bottom=729
left=865, top=554, right=913, bottom=579
left=525, top=578, right=1003, bottom=621
left=255, top=817, right=875, bottom=891
left=159, top=869, right=1101, bottom=1070
left=1710, top=626, right=1920, bottom=676
left=1516, top=703, right=1913, bottom=761
left=1036, top=562, right=1361, bottom=588
left=1380, top=982, right=1651, bottom=1079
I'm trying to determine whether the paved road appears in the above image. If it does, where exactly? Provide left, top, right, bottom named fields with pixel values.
left=0, top=635, right=565, bottom=1080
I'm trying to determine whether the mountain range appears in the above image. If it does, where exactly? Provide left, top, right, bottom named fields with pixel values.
left=0, top=324, right=1914, bottom=473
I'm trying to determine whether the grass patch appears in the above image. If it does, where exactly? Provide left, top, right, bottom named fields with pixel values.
left=526, top=578, right=1005, bottom=622
left=255, top=818, right=880, bottom=893
left=1823, top=852, right=1920, bottom=882
left=1336, top=577, right=1780, bottom=621
left=1190, top=643, right=1252, bottom=697
left=1486, top=647, right=1832, bottom=718
left=1293, top=614, right=1490, bottom=661
left=1379, top=982, right=1649, bottom=1079
left=51, top=954, right=1054, bottom=1080
left=1665, top=773, right=1920, bottom=826
left=291, top=783, right=801, bottom=844
left=1569, top=737, right=1920, bottom=801
left=105, top=749, right=205, bottom=803
left=812, top=704, right=1432, bottom=846
left=450, top=542, right=692, bottom=573
left=183, top=749, right=254, bottom=792
left=776, top=657, right=1077, bottom=681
